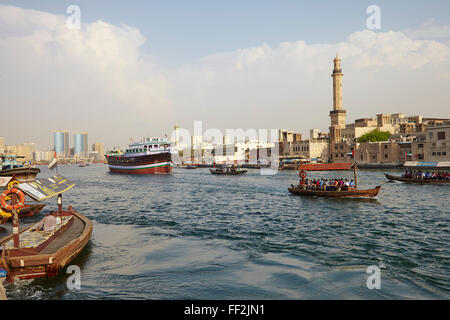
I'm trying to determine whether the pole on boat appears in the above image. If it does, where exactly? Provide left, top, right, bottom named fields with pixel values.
left=353, top=162, right=358, bottom=190
left=57, top=193, right=63, bottom=215
left=10, top=193, right=20, bottom=249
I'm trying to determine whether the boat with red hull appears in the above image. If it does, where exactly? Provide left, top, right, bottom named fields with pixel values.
left=105, top=137, right=173, bottom=174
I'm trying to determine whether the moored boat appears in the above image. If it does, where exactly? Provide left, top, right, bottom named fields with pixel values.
left=385, top=174, right=450, bottom=185
left=0, top=174, right=92, bottom=282
left=0, top=155, right=40, bottom=183
left=105, top=137, right=172, bottom=174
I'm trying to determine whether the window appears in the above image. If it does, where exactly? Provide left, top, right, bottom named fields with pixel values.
left=340, top=146, right=343, bottom=150
left=432, top=152, right=436, bottom=156
left=428, top=132, right=433, bottom=139
left=384, top=145, right=388, bottom=149
left=335, top=153, right=338, bottom=158
left=418, top=154, right=424, bottom=160
left=443, top=152, right=447, bottom=156
left=418, top=144, right=423, bottom=148
left=341, top=153, right=344, bottom=157
left=437, top=132, right=445, bottom=140
left=384, top=154, right=388, bottom=158
left=437, top=152, right=441, bottom=156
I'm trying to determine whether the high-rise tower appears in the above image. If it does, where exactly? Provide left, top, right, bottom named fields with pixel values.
left=329, top=54, right=347, bottom=142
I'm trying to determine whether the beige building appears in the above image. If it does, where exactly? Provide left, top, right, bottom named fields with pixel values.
left=92, top=142, right=105, bottom=161
left=292, top=139, right=329, bottom=162
left=425, top=122, right=450, bottom=161
left=14, top=142, right=36, bottom=161
left=278, top=129, right=302, bottom=157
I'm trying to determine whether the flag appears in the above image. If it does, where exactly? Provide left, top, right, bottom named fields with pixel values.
left=48, top=152, right=58, bottom=170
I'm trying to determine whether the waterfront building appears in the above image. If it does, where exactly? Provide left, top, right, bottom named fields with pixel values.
left=92, top=142, right=105, bottom=161
left=53, top=130, right=69, bottom=157
left=14, top=142, right=36, bottom=161
left=74, top=132, right=88, bottom=157
left=329, top=54, right=346, bottom=144
left=33, top=150, right=54, bottom=163
left=326, top=55, right=449, bottom=164
left=278, top=129, right=302, bottom=158
left=425, top=121, right=450, bottom=161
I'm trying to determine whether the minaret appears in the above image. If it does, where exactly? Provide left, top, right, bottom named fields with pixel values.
left=329, top=54, right=346, bottom=142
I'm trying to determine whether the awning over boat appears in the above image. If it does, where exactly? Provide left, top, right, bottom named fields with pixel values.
left=404, top=161, right=450, bottom=168
left=17, top=174, right=75, bottom=201
left=298, top=163, right=353, bottom=171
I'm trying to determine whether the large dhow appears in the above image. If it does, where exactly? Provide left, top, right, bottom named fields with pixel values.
left=105, top=137, right=173, bottom=174
left=0, top=174, right=92, bottom=283
left=288, top=162, right=381, bottom=198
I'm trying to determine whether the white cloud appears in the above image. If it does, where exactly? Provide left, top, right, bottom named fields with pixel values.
left=1, top=5, right=449, bottom=148
left=404, top=20, right=450, bottom=40
left=0, top=5, right=170, bottom=148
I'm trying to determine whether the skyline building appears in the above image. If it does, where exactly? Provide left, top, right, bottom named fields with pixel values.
left=74, top=132, right=88, bottom=157
left=53, top=130, right=69, bottom=157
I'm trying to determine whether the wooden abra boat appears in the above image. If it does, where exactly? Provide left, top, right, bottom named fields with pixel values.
left=385, top=174, right=450, bottom=185
left=209, top=167, right=248, bottom=175
left=288, top=185, right=381, bottom=198
left=288, top=162, right=381, bottom=199
left=0, top=174, right=92, bottom=282
left=0, top=207, right=92, bottom=282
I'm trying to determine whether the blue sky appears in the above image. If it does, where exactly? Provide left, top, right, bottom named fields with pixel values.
left=1, top=1, right=450, bottom=148
left=4, top=0, right=450, bottom=66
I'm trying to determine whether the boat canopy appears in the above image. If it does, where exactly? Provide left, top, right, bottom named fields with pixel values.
left=404, top=161, right=450, bottom=168
left=17, top=174, right=75, bottom=201
left=298, top=162, right=353, bottom=171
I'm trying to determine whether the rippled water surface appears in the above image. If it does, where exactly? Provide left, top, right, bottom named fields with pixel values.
left=2, top=164, right=449, bottom=299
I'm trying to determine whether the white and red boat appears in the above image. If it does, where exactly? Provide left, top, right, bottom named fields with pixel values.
left=105, top=137, right=173, bottom=174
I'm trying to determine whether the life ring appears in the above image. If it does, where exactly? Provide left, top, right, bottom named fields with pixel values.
left=299, top=170, right=307, bottom=179
left=0, top=188, right=25, bottom=211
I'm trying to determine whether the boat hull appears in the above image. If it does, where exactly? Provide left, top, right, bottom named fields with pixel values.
left=106, top=152, right=172, bottom=174
left=0, top=167, right=40, bottom=183
left=385, top=174, right=450, bottom=185
left=209, top=169, right=248, bottom=175
left=288, top=186, right=381, bottom=198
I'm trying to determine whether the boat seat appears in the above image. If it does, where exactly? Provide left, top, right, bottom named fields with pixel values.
left=3, top=216, right=73, bottom=249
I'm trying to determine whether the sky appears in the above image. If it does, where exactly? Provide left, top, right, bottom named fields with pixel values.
left=1, top=1, right=450, bottom=150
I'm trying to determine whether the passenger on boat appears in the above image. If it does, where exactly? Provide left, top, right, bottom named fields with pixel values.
left=32, top=213, right=59, bottom=232
left=349, top=179, right=355, bottom=189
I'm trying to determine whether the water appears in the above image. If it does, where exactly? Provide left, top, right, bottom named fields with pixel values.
left=1, top=165, right=449, bottom=299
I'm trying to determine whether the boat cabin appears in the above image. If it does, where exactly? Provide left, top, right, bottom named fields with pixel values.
left=0, top=155, right=26, bottom=171
left=124, top=137, right=172, bottom=156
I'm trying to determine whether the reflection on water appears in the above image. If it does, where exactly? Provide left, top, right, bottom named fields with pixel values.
left=2, top=165, right=449, bottom=299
